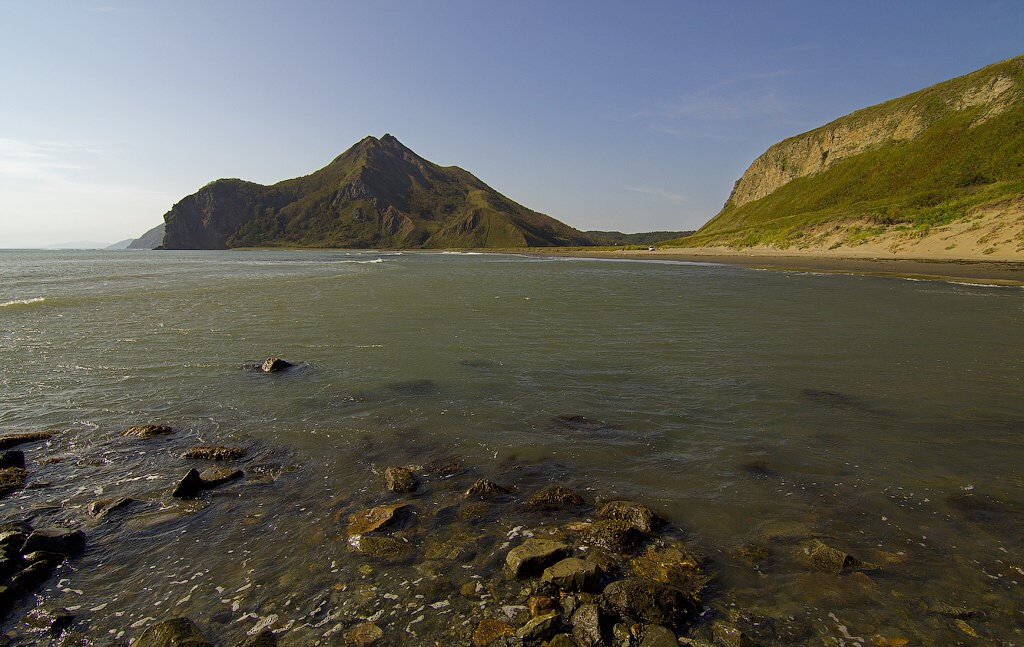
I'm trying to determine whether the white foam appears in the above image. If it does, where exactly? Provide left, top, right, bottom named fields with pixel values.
left=0, top=296, right=45, bottom=307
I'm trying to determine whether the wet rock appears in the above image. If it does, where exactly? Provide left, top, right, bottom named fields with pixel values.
left=596, top=501, right=661, bottom=533
left=571, top=604, right=608, bottom=647
left=122, top=424, right=174, bottom=439
left=473, top=618, right=515, bottom=646
left=87, top=496, right=135, bottom=519
left=601, top=577, right=700, bottom=631
left=183, top=446, right=246, bottom=461
left=806, top=539, right=868, bottom=573
left=347, top=503, right=410, bottom=535
left=0, top=431, right=54, bottom=450
left=929, top=601, right=978, bottom=619
left=199, top=466, right=243, bottom=487
left=612, top=623, right=631, bottom=645
left=383, top=466, right=416, bottom=493
left=525, top=485, right=585, bottom=508
left=172, top=469, right=204, bottom=499
left=23, top=550, right=67, bottom=566
left=516, top=612, right=560, bottom=644
left=350, top=535, right=408, bottom=560
left=580, top=519, right=644, bottom=553
left=0, top=467, right=27, bottom=496
left=0, top=451, right=24, bottom=469
left=237, top=629, right=277, bottom=647
left=23, top=604, right=74, bottom=635
left=548, top=634, right=574, bottom=647
left=505, top=538, right=571, bottom=578
left=344, top=621, right=383, bottom=646
left=722, top=610, right=814, bottom=644
left=22, top=528, right=85, bottom=556
left=630, top=544, right=706, bottom=593
left=711, top=621, right=754, bottom=647
left=261, top=357, right=294, bottom=373
left=8, top=559, right=59, bottom=595
left=542, top=557, right=600, bottom=592
left=639, top=625, right=677, bottom=647
left=527, top=595, right=558, bottom=618
left=131, top=617, right=213, bottom=646
left=466, top=479, right=511, bottom=499
left=732, top=542, right=771, bottom=566
left=423, top=459, right=464, bottom=477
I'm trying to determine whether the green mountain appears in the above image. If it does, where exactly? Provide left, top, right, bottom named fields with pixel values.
left=584, top=230, right=694, bottom=246
left=160, top=135, right=593, bottom=249
left=668, top=55, right=1024, bottom=256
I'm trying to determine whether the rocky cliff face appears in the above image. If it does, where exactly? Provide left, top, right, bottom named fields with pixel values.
left=684, top=55, right=1024, bottom=256
left=158, top=135, right=593, bottom=250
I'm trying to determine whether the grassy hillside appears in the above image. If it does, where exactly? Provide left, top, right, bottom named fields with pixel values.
left=667, top=55, right=1024, bottom=251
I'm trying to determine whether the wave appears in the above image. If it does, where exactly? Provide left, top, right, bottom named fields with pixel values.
left=0, top=297, right=45, bottom=308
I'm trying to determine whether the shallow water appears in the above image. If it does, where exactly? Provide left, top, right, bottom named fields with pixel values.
left=1, top=249, right=1023, bottom=644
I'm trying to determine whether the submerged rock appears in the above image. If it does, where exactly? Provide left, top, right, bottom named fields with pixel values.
left=122, top=424, right=174, bottom=439
left=505, top=538, right=571, bottom=579
left=525, top=485, right=585, bottom=508
left=183, top=446, right=246, bottom=461
left=344, top=621, right=383, bottom=646
left=383, top=466, right=417, bottom=493
left=23, top=528, right=85, bottom=557
left=596, top=500, right=662, bottom=533
left=806, top=539, right=868, bottom=573
left=0, top=450, right=25, bottom=469
left=130, top=617, right=213, bottom=647
left=630, top=544, right=705, bottom=592
left=238, top=629, right=277, bottom=647
left=347, top=503, right=410, bottom=535
left=261, top=357, right=294, bottom=373
left=542, top=557, right=600, bottom=592
left=473, top=618, right=515, bottom=647
left=465, top=478, right=511, bottom=499
left=0, top=431, right=54, bottom=450
left=87, top=496, right=135, bottom=519
left=350, top=535, right=408, bottom=560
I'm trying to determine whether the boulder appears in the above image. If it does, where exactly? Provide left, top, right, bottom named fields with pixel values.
left=130, top=617, right=213, bottom=647
left=472, top=618, right=515, bottom=647
left=8, top=559, right=60, bottom=594
left=22, top=528, right=85, bottom=557
left=525, top=485, right=585, bottom=508
left=465, top=479, right=511, bottom=499
left=0, top=431, right=54, bottom=450
left=383, top=466, right=417, bottom=493
left=600, top=577, right=700, bottom=631
left=516, top=613, right=560, bottom=644
left=0, top=450, right=25, bottom=469
left=261, top=357, right=293, bottom=373
left=347, top=503, right=410, bottom=535
left=580, top=519, right=644, bottom=553
left=344, top=621, right=383, bottom=646
left=183, top=446, right=246, bottom=461
left=171, top=469, right=204, bottom=499
left=87, top=496, right=135, bottom=519
left=122, top=425, right=174, bottom=439
left=542, top=557, right=600, bottom=592
left=505, top=538, right=571, bottom=578
left=199, top=466, right=243, bottom=487
left=639, top=624, right=678, bottom=647
left=571, top=604, right=607, bottom=647
left=596, top=501, right=661, bottom=533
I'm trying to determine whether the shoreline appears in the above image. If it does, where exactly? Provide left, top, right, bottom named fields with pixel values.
left=502, top=247, right=1024, bottom=286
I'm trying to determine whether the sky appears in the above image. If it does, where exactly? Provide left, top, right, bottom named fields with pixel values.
left=1, top=1, right=1022, bottom=247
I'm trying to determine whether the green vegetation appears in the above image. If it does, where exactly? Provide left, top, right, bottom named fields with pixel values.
left=162, top=135, right=593, bottom=250
left=664, top=55, right=1024, bottom=248
left=584, top=230, right=694, bottom=245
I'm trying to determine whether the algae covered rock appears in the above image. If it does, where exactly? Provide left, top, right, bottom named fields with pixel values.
left=183, top=446, right=246, bottom=461
left=580, top=519, right=644, bottom=553
left=596, top=500, right=662, bottom=533
left=465, top=478, right=511, bottom=499
left=0, top=431, right=55, bottom=450
left=347, top=503, right=410, bottom=535
left=383, top=466, right=417, bottom=493
left=122, top=425, right=174, bottom=439
left=525, top=485, right=585, bottom=508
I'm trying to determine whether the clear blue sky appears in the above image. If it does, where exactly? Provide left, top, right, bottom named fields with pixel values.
left=1, top=0, right=1022, bottom=247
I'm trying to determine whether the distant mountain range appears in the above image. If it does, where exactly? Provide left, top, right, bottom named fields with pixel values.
left=664, top=54, right=1024, bottom=258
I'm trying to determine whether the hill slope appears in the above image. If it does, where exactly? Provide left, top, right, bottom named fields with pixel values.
left=160, top=135, right=592, bottom=249
left=126, top=223, right=165, bottom=249
left=669, top=55, right=1024, bottom=258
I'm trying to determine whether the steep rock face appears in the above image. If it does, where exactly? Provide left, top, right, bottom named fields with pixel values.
left=682, top=55, right=1024, bottom=254
left=158, top=135, right=592, bottom=249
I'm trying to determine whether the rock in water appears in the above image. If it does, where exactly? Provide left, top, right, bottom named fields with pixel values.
left=542, top=557, right=600, bottom=592
left=23, top=605, right=74, bottom=635
left=172, top=469, right=204, bottom=499
left=0, top=467, right=27, bottom=497
left=473, top=618, right=515, bottom=647
left=130, top=617, right=213, bottom=647
left=0, top=431, right=54, bottom=450
left=343, top=621, right=383, bottom=646
left=465, top=479, right=511, bottom=499
left=806, top=539, right=867, bottom=573
left=199, top=466, right=243, bottom=487
left=261, top=357, right=293, bottom=373
left=580, top=519, right=644, bottom=553
left=596, top=500, right=662, bottom=533
left=0, top=450, right=25, bottom=469
left=122, top=424, right=174, bottom=439
left=347, top=503, right=410, bottom=535
left=516, top=613, right=561, bottom=644
left=87, top=496, right=135, bottom=519
left=600, top=577, right=701, bottom=631
left=238, top=629, right=277, bottom=646
left=22, top=528, right=86, bottom=556
left=183, top=446, right=246, bottom=461
left=525, top=485, right=585, bottom=508
left=505, top=538, right=571, bottom=578
left=383, top=466, right=417, bottom=493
